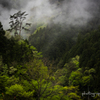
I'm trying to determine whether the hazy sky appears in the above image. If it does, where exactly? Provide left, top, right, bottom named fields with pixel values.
left=0, top=0, right=99, bottom=30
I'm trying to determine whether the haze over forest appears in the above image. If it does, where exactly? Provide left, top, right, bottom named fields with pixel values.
left=0, top=0, right=100, bottom=100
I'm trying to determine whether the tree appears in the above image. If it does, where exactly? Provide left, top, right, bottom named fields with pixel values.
left=5, top=84, right=34, bottom=100
left=23, top=60, right=69, bottom=100
left=0, top=22, right=9, bottom=61
left=69, top=71, right=82, bottom=86
left=0, top=22, right=5, bottom=36
left=7, top=11, right=31, bottom=36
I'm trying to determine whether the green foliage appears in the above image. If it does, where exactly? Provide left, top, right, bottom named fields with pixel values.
left=82, top=75, right=92, bottom=86
left=69, top=71, right=82, bottom=86
left=54, top=68, right=68, bottom=85
left=63, top=86, right=81, bottom=100
left=33, top=25, right=46, bottom=35
left=89, top=68, right=96, bottom=74
left=9, top=66, right=17, bottom=74
left=68, top=93, right=81, bottom=100
left=64, top=55, right=80, bottom=72
left=60, top=26, right=100, bottom=93
left=0, top=36, right=38, bottom=66
left=0, top=75, right=9, bottom=93
left=5, top=84, right=34, bottom=99
left=6, top=75, right=19, bottom=86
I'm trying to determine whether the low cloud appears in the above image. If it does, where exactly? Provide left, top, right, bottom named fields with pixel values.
left=0, top=0, right=98, bottom=30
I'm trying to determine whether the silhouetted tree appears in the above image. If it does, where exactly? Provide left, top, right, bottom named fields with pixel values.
left=7, top=11, right=31, bottom=36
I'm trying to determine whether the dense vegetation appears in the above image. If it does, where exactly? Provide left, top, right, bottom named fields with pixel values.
left=0, top=22, right=82, bottom=100
left=28, top=12, right=100, bottom=100
left=1, top=2, right=100, bottom=99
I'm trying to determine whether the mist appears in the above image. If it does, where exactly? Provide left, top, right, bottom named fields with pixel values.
left=0, top=0, right=99, bottom=31
left=24, top=0, right=93, bottom=26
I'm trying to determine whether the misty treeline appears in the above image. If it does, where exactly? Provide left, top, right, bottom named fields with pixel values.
left=0, top=5, right=100, bottom=100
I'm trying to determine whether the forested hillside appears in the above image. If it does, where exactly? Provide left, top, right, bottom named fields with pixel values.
left=0, top=0, right=100, bottom=100
left=0, top=22, right=82, bottom=100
